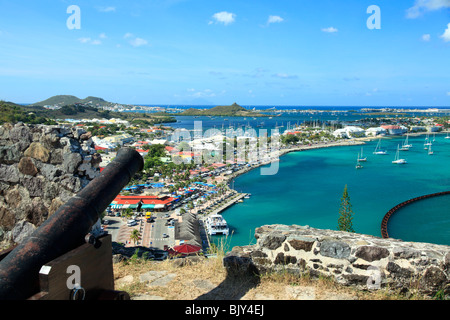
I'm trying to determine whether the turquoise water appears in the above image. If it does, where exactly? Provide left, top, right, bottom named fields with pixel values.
left=213, top=134, right=450, bottom=250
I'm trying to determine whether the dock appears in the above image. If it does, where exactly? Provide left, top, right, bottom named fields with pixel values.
left=199, top=192, right=250, bottom=253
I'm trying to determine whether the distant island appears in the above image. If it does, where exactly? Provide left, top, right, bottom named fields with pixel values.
left=178, top=103, right=270, bottom=117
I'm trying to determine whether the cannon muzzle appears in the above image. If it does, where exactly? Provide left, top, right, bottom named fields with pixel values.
left=0, top=148, right=143, bottom=300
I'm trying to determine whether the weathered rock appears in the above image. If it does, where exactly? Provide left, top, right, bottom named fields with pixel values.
left=24, top=142, right=50, bottom=163
left=320, top=240, right=351, bottom=259
left=11, top=220, right=36, bottom=244
left=289, top=238, right=315, bottom=252
left=18, top=157, right=39, bottom=176
left=22, top=176, right=45, bottom=197
left=0, top=145, right=22, bottom=164
left=62, top=152, right=82, bottom=174
left=261, top=234, right=286, bottom=250
left=355, top=246, right=390, bottom=262
left=0, top=165, right=20, bottom=183
left=0, top=205, right=15, bottom=230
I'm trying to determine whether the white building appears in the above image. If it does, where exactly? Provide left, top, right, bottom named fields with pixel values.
left=365, top=127, right=387, bottom=137
left=333, top=126, right=366, bottom=139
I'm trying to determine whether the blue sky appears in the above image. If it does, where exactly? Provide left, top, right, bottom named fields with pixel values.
left=0, top=0, right=449, bottom=106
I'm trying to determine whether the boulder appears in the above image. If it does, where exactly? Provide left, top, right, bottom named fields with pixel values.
left=24, top=142, right=50, bottom=163
left=18, top=157, right=39, bottom=176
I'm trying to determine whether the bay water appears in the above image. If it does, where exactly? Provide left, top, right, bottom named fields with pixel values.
left=213, top=134, right=450, bottom=250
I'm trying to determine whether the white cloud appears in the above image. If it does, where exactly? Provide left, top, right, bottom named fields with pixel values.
left=422, top=34, right=431, bottom=41
left=321, top=27, right=338, bottom=33
left=78, top=37, right=102, bottom=45
left=406, top=0, right=450, bottom=18
left=98, top=6, right=116, bottom=13
left=78, top=37, right=91, bottom=44
left=190, top=89, right=216, bottom=98
left=130, top=37, right=148, bottom=47
left=99, top=33, right=107, bottom=39
left=124, top=33, right=148, bottom=47
left=440, top=23, right=450, bottom=42
left=272, top=73, right=298, bottom=79
left=268, top=15, right=284, bottom=24
left=211, top=11, right=236, bottom=25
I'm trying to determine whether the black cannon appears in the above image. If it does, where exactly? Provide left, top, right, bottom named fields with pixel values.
left=0, top=148, right=144, bottom=300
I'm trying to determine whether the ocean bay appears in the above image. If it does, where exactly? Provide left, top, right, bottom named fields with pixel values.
left=215, top=134, right=450, bottom=250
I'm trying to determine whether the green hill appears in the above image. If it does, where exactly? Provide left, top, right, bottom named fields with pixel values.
left=0, top=101, right=56, bottom=125
left=30, top=95, right=111, bottom=107
left=179, top=103, right=268, bottom=117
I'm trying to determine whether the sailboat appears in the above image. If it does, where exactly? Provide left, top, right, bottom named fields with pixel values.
left=356, top=153, right=363, bottom=169
left=428, top=144, right=434, bottom=155
left=445, top=132, right=450, bottom=139
left=424, top=134, right=432, bottom=149
left=358, top=147, right=367, bottom=162
left=400, top=134, right=412, bottom=150
left=373, top=138, right=387, bottom=155
left=392, top=145, right=407, bottom=164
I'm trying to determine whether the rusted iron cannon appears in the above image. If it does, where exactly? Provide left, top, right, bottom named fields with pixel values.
left=0, top=148, right=143, bottom=300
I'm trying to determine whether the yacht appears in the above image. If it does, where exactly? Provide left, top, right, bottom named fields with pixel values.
left=424, top=134, right=432, bottom=148
left=356, top=153, right=363, bottom=169
left=428, top=145, right=434, bottom=155
left=373, top=139, right=388, bottom=155
left=358, top=147, right=367, bottom=162
left=400, top=135, right=412, bottom=150
left=392, top=145, right=407, bottom=164
left=205, top=214, right=229, bottom=236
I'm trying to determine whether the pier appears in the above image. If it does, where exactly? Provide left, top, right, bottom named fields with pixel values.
left=199, top=192, right=250, bottom=252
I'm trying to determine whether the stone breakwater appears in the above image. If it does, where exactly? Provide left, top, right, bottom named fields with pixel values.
left=0, top=123, right=101, bottom=249
left=224, top=224, right=450, bottom=297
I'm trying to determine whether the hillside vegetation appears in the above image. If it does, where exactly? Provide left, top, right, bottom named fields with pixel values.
left=0, top=101, right=57, bottom=125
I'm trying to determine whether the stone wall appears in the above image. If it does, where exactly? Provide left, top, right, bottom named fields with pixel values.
left=224, top=224, right=450, bottom=298
left=0, top=122, right=101, bottom=249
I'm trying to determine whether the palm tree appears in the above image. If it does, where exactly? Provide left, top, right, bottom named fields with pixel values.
left=130, top=229, right=141, bottom=246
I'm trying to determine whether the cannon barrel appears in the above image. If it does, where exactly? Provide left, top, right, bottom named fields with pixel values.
left=0, top=148, right=144, bottom=300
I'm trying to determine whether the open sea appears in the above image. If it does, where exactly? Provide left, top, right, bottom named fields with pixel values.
left=212, top=134, right=450, bottom=250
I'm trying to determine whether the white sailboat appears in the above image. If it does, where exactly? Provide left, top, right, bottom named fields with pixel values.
left=373, top=139, right=387, bottom=155
left=400, top=134, right=412, bottom=150
left=358, top=147, right=367, bottom=162
left=428, top=144, right=434, bottom=155
left=424, top=134, right=432, bottom=149
left=392, top=145, right=407, bottom=164
left=356, top=153, right=363, bottom=169
left=445, top=132, right=450, bottom=139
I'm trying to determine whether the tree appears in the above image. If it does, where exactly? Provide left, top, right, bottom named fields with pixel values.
left=130, top=229, right=141, bottom=246
left=337, top=185, right=355, bottom=233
